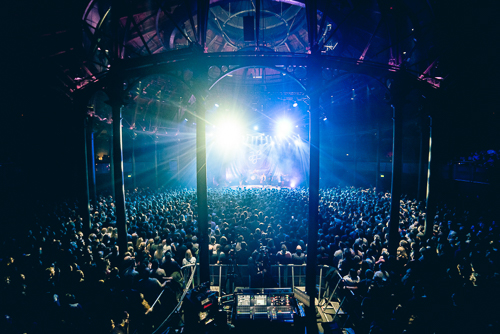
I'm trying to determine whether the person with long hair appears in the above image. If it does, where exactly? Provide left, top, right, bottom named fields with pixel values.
left=182, top=249, right=196, bottom=266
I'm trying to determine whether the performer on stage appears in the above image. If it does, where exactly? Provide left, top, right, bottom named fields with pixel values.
left=266, top=171, right=273, bottom=187
left=279, top=173, right=287, bottom=187
left=260, top=173, right=266, bottom=184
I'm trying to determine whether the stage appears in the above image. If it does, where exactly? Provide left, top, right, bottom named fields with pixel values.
left=227, top=185, right=291, bottom=190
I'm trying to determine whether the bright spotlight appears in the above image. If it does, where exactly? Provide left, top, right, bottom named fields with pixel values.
left=215, top=119, right=244, bottom=150
left=294, top=139, right=300, bottom=145
left=214, top=103, right=220, bottom=108
left=184, top=118, right=188, bottom=121
left=276, top=119, right=293, bottom=137
left=290, top=180, right=296, bottom=188
left=292, top=102, right=298, bottom=107
left=323, top=117, right=327, bottom=121
left=254, top=125, right=259, bottom=131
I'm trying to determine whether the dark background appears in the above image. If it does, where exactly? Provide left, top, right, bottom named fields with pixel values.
left=1, top=0, right=499, bottom=227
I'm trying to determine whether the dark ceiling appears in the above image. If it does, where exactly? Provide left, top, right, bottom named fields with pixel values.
left=2, top=0, right=499, bottom=165
left=0, top=0, right=499, bottom=210
left=7, top=0, right=445, bottom=97
left=4, top=0, right=497, bottom=95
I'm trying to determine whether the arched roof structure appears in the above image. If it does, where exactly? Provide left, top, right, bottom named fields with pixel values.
left=45, top=0, right=439, bottom=138
left=27, top=0, right=440, bottom=99
left=7, top=0, right=491, bottom=317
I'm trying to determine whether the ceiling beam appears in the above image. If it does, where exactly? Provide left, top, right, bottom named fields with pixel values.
left=131, top=16, right=153, bottom=55
left=359, top=17, right=383, bottom=61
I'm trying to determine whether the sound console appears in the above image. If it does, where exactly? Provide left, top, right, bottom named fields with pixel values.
left=234, top=288, right=296, bottom=322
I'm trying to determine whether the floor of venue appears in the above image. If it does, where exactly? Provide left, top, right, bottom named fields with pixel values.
left=2, top=186, right=497, bottom=334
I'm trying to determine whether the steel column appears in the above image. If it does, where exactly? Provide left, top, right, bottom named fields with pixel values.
left=80, top=104, right=92, bottom=235
left=110, top=0, right=127, bottom=258
left=154, top=137, right=159, bottom=190
left=197, top=0, right=209, bottom=50
left=196, top=89, right=210, bottom=284
left=417, top=125, right=424, bottom=201
left=389, top=101, right=403, bottom=255
left=131, top=134, right=137, bottom=189
left=110, top=86, right=128, bottom=259
left=109, top=127, right=115, bottom=194
left=353, top=93, right=358, bottom=187
left=306, top=59, right=320, bottom=333
left=87, top=116, right=97, bottom=204
left=417, top=113, right=428, bottom=202
left=424, top=116, right=434, bottom=239
left=256, top=0, right=261, bottom=47
left=306, top=0, right=318, bottom=52
left=376, top=122, right=381, bottom=189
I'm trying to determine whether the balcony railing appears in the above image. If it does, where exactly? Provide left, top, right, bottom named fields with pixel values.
left=181, top=263, right=337, bottom=299
left=173, top=263, right=361, bottom=330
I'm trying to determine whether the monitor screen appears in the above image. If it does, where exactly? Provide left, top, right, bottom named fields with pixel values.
left=238, top=295, right=251, bottom=306
left=254, top=295, right=267, bottom=306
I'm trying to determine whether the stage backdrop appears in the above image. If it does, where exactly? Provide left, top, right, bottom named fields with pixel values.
left=218, top=137, right=307, bottom=186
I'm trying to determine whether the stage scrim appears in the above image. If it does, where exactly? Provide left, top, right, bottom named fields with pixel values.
left=209, top=136, right=308, bottom=188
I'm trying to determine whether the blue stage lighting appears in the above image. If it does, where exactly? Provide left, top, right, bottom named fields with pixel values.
left=215, top=119, right=244, bottom=150
left=276, top=119, right=293, bottom=137
left=254, top=125, right=259, bottom=131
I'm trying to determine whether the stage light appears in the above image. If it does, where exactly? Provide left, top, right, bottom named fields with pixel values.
left=184, top=118, right=188, bottom=121
left=292, top=102, right=298, bottom=107
left=290, top=180, right=296, bottom=188
left=294, top=139, right=300, bottom=145
left=323, top=117, right=327, bottom=121
left=254, top=125, right=259, bottom=131
left=215, top=119, right=244, bottom=150
left=215, top=103, right=220, bottom=108
left=276, top=119, right=293, bottom=137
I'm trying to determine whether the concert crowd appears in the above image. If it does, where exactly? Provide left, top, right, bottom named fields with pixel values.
left=1, top=186, right=498, bottom=334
